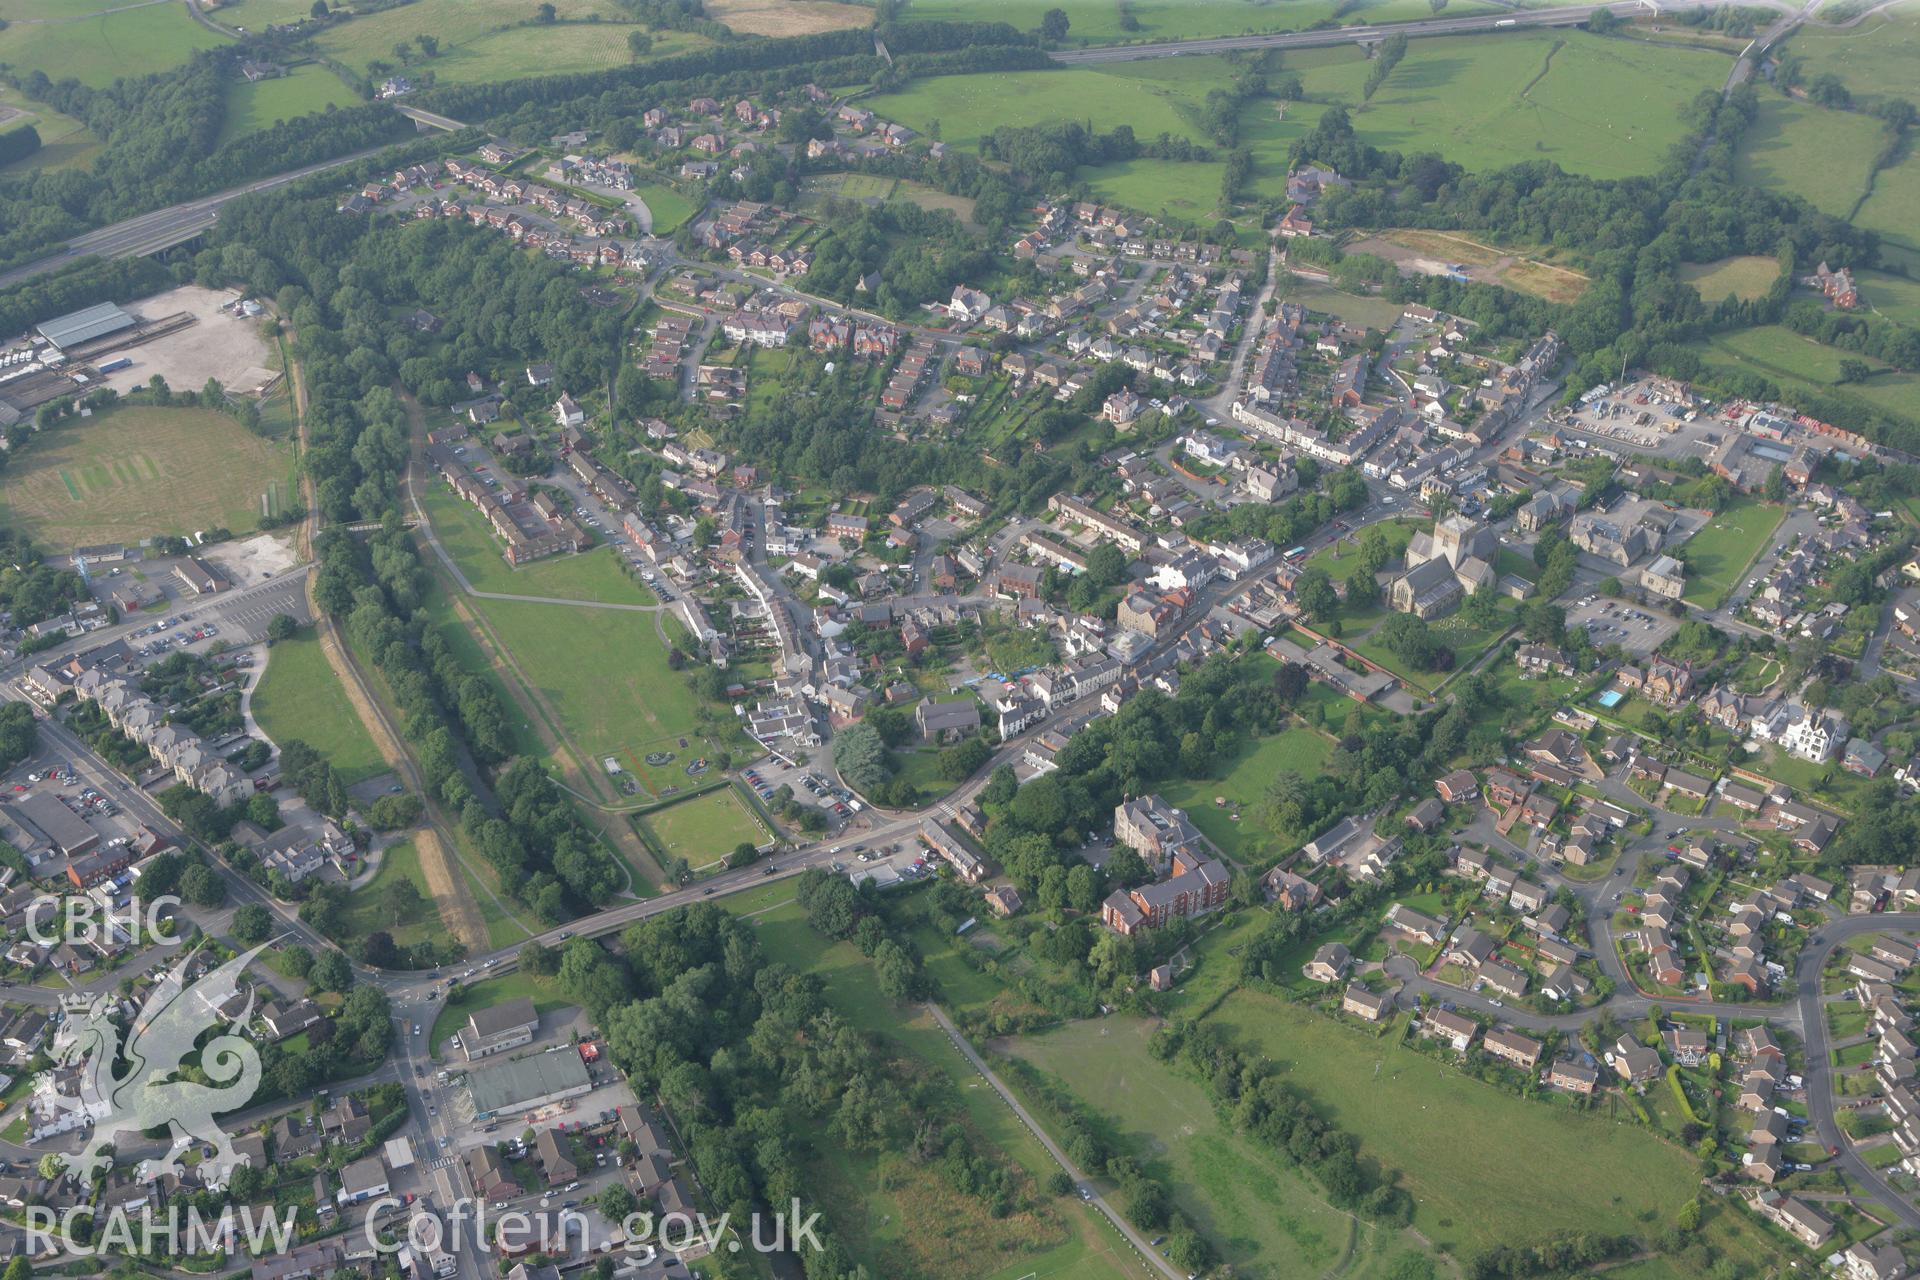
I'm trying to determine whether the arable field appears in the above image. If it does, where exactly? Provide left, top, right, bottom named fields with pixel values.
left=251, top=630, right=389, bottom=786
left=310, top=0, right=706, bottom=82
left=704, top=0, right=870, bottom=36
left=0, top=0, right=228, bottom=87
left=418, top=479, right=653, bottom=604
left=1161, top=726, right=1332, bottom=864
left=637, top=786, right=770, bottom=868
left=1732, top=95, right=1883, bottom=219
left=463, top=594, right=745, bottom=799
left=1007, top=1015, right=1411, bottom=1280
left=218, top=64, right=357, bottom=144
left=1202, top=991, right=1707, bottom=1256
left=1678, top=496, right=1786, bottom=607
left=742, top=901, right=1166, bottom=1280
left=1679, top=255, right=1781, bottom=304
left=0, top=405, right=294, bottom=545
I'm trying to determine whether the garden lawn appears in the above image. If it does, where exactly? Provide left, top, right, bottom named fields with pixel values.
left=0, top=0, right=228, bottom=86
left=428, top=971, right=571, bottom=1056
left=419, top=478, right=653, bottom=604
left=1203, top=990, right=1703, bottom=1255
left=745, top=901, right=1159, bottom=1280
left=1732, top=95, right=1882, bottom=219
left=1160, top=726, right=1332, bottom=865
left=1006, top=1014, right=1408, bottom=1280
left=0, top=405, right=295, bottom=545
left=1679, top=256, right=1781, bottom=304
left=218, top=64, right=357, bottom=144
left=638, top=786, right=769, bottom=867
left=251, top=631, right=389, bottom=785
left=1678, top=497, right=1785, bottom=607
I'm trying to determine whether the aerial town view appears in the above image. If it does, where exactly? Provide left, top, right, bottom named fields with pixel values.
left=0, top=0, right=1918, bottom=1277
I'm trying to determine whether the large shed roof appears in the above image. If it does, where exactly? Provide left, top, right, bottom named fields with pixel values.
left=35, top=302, right=135, bottom=352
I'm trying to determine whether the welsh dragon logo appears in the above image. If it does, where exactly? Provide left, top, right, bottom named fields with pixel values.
left=50, top=943, right=267, bottom=1187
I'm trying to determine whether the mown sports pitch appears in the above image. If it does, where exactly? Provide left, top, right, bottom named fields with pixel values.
left=0, top=405, right=295, bottom=545
left=1678, top=496, right=1785, bottom=607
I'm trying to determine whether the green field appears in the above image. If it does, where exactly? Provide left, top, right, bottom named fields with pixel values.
left=740, top=900, right=1180, bottom=1280
left=1202, top=992, right=1708, bottom=1255
left=1161, top=726, right=1333, bottom=865
left=864, top=63, right=1212, bottom=152
left=638, top=786, right=770, bottom=867
left=419, top=477, right=654, bottom=604
left=633, top=180, right=697, bottom=234
left=900, top=0, right=1498, bottom=46
left=1679, top=255, right=1782, bottom=304
left=0, top=405, right=295, bottom=545
left=337, top=842, right=439, bottom=958
left=218, top=64, right=357, bottom=144
left=1008, top=1015, right=1412, bottom=1280
left=1782, top=8, right=1920, bottom=114
left=251, top=630, right=389, bottom=785
left=1691, top=324, right=1920, bottom=429
left=0, top=0, right=228, bottom=87
left=464, top=593, right=744, bottom=799
left=1678, top=497, right=1785, bottom=607
left=1854, top=155, right=1920, bottom=266
left=0, top=81, right=100, bottom=173
left=1278, top=277, right=1408, bottom=329
left=309, top=0, right=706, bottom=82
left=1860, top=269, right=1920, bottom=329
left=1307, top=517, right=1420, bottom=583
left=1732, top=95, right=1884, bottom=219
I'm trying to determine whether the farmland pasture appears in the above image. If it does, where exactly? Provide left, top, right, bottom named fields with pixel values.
left=863, top=64, right=1212, bottom=152
left=218, top=65, right=358, bottom=144
left=1732, top=95, right=1882, bottom=218
left=309, top=0, right=707, bottom=82
left=1852, top=152, right=1920, bottom=267
left=1691, top=324, right=1920, bottom=429
left=900, top=0, right=1499, bottom=45
left=1861, top=269, right=1920, bottom=329
left=704, top=0, right=870, bottom=35
left=0, top=405, right=294, bottom=545
left=1783, top=8, right=1920, bottom=113
left=0, top=0, right=228, bottom=87
left=1679, top=255, right=1782, bottom=303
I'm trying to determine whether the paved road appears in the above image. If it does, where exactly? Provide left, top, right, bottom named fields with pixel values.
left=1800, top=915, right=1920, bottom=1230
left=0, top=143, right=399, bottom=291
left=926, top=1003, right=1182, bottom=1280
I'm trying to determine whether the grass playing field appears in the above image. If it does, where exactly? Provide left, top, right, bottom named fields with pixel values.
left=1678, top=255, right=1782, bottom=303
left=251, top=629, right=390, bottom=785
left=1678, top=496, right=1786, bottom=607
left=637, top=786, right=770, bottom=867
left=1732, top=95, right=1884, bottom=219
left=217, top=64, right=357, bottom=145
left=1160, top=726, right=1333, bottom=865
left=418, top=478, right=654, bottom=604
left=0, top=405, right=295, bottom=546
left=1007, top=1014, right=1412, bottom=1279
left=310, top=0, right=707, bottom=82
left=0, top=0, right=228, bottom=87
left=464, top=593, right=747, bottom=799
